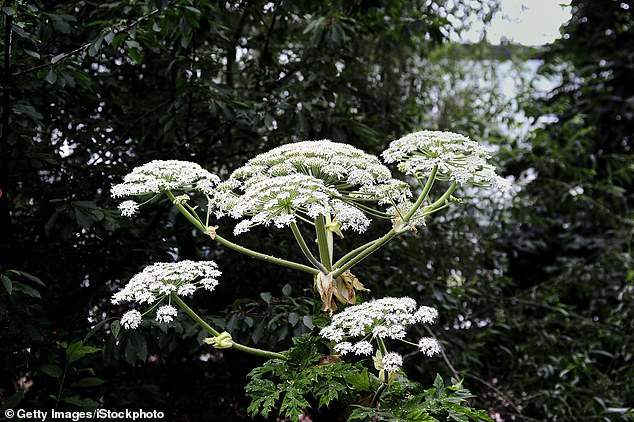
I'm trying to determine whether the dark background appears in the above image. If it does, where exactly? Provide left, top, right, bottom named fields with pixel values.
left=0, top=0, right=632, bottom=420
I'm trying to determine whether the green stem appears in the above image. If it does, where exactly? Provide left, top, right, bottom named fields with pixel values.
left=425, top=181, right=457, bottom=212
left=291, top=222, right=328, bottom=273
left=332, top=229, right=400, bottom=279
left=165, top=191, right=318, bottom=275
left=333, top=238, right=379, bottom=268
left=172, top=294, right=287, bottom=360
left=324, top=213, right=334, bottom=262
left=371, top=383, right=388, bottom=408
left=54, top=361, right=69, bottom=411
left=405, top=165, right=438, bottom=222
left=331, top=167, right=442, bottom=278
left=315, top=215, right=332, bottom=271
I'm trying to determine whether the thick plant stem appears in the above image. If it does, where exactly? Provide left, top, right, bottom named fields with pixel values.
left=371, top=383, right=388, bottom=408
left=172, top=295, right=287, bottom=360
left=324, top=213, right=334, bottom=262
left=333, top=238, right=379, bottom=268
left=291, top=222, right=328, bottom=273
left=426, top=181, right=457, bottom=212
left=171, top=294, right=221, bottom=336
left=165, top=191, right=318, bottom=275
left=315, top=215, right=332, bottom=271
left=332, top=173, right=454, bottom=278
left=332, top=229, right=398, bottom=279
left=405, top=165, right=438, bottom=221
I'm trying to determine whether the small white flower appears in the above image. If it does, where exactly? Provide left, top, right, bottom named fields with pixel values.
left=121, top=310, right=142, bottom=330
left=156, top=305, right=178, bottom=323
left=353, top=341, right=373, bottom=356
left=381, top=352, right=403, bottom=372
left=418, top=337, right=441, bottom=357
left=334, top=341, right=354, bottom=355
left=413, top=306, right=438, bottom=324
left=177, top=283, right=196, bottom=296
left=118, top=200, right=139, bottom=217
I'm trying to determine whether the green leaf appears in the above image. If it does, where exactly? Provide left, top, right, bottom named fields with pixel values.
left=41, top=364, right=62, bottom=378
left=66, top=340, right=101, bottom=363
left=260, top=292, right=272, bottom=303
left=127, top=331, right=148, bottom=362
left=302, top=315, right=314, bottom=330
left=45, top=69, right=57, bottom=84
left=51, top=53, right=65, bottom=64
left=70, top=377, right=105, bottom=388
left=7, top=270, right=45, bottom=286
left=61, top=395, right=99, bottom=409
left=111, top=320, right=121, bottom=338
left=13, top=283, right=41, bottom=298
left=1, top=275, right=12, bottom=294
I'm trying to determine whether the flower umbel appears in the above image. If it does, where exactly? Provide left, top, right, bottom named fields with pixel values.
left=113, top=260, right=221, bottom=329
left=320, top=297, right=439, bottom=364
left=219, top=174, right=372, bottom=235
left=111, top=160, right=220, bottom=199
left=382, top=130, right=508, bottom=188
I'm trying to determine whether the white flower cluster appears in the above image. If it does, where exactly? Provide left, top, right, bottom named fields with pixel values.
left=111, top=160, right=221, bottom=216
left=230, top=140, right=393, bottom=188
left=382, top=130, right=509, bottom=189
left=218, top=174, right=371, bottom=235
left=320, top=297, right=441, bottom=370
left=381, top=352, right=403, bottom=372
left=226, top=140, right=412, bottom=204
left=112, top=260, right=221, bottom=329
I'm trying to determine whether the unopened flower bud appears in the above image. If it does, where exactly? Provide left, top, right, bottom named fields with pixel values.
left=204, top=331, right=233, bottom=349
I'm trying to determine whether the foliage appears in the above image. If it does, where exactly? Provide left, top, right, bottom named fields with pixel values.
left=349, top=375, right=492, bottom=422
left=2, top=0, right=632, bottom=420
left=246, top=335, right=492, bottom=422
left=245, top=334, right=363, bottom=420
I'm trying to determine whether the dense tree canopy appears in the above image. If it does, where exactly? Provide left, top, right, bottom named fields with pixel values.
left=1, top=0, right=632, bottom=420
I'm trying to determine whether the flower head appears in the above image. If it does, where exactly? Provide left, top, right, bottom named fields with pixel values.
left=381, top=352, right=403, bottom=372
left=230, top=140, right=392, bottom=188
left=320, top=297, right=439, bottom=360
left=121, top=310, right=142, bottom=330
left=112, top=260, right=221, bottom=306
left=113, top=260, right=221, bottom=329
left=111, top=160, right=220, bottom=198
left=219, top=174, right=371, bottom=235
left=155, top=304, right=178, bottom=323
left=418, top=337, right=441, bottom=357
left=224, top=140, right=412, bottom=212
left=118, top=200, right=139, bottom=217
left=321, top=297, right=436, bottom=341
left=382, top=130, right=508, bottom=188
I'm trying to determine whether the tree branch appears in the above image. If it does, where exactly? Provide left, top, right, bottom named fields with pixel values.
left=12, top=0, right=178, bottom=77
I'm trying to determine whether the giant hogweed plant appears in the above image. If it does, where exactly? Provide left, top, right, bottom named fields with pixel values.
left=109, top=131, right=506, bottom=421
